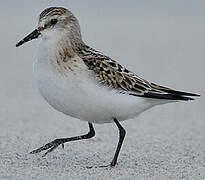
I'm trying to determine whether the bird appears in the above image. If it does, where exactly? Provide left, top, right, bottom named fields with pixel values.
left=16, top=7, right=200, bottom=167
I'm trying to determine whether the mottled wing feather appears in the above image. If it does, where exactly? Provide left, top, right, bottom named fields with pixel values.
left=77, top=45, right=154, bottom=95
left=76, top=45, right=199, bottom=100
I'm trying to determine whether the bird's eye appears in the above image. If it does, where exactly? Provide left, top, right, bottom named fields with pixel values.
left=50, top=19, right=58, bottom=25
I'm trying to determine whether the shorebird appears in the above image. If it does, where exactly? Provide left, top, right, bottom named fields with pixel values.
left=16, top=7, right=200, bottom=167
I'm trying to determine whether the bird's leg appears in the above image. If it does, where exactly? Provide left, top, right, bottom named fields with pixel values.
left=88, top=118, right=126, bottom=168
left=110, top=118, right=126, bottom=167
left=30, top=123, right=95, bottom=156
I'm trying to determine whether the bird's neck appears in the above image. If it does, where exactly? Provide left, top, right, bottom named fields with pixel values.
left=40, top=31, right=84, bottom=56
left=36, top=35, right=87, bottom=76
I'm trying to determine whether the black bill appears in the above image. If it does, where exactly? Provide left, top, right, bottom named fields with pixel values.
left=16, top=29, right=41, bottom=47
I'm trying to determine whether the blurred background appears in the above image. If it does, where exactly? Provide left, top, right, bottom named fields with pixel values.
left=0, top=0, right=204, bottom=179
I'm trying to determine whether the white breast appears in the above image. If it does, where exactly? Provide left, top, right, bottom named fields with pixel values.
left=33, top=41, right=159, bottom=124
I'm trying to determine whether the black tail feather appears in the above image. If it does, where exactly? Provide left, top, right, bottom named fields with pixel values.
left=147, top=83, right=200, bottom=100
left=141, top=92, right=196, bottom=101
left=165, top=90, right=200, bottom=97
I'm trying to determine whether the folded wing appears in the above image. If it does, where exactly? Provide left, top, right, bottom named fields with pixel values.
left=77, top=45, right=200, bottom=101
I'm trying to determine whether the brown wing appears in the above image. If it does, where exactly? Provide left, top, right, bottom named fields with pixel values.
left=77, top=45, right=199, bottom=100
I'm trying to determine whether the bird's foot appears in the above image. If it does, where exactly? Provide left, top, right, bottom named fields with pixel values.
left=86, top=163, right=117, bottom=169
left=30, top=139, right=64, bottom=156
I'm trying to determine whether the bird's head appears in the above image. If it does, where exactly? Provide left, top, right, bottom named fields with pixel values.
left=16, top=7, right=82, bottom=47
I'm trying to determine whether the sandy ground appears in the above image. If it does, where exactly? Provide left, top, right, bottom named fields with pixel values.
left=0, top=1, right=205, bottom=180
left=0, top=90, right=204, bottom=180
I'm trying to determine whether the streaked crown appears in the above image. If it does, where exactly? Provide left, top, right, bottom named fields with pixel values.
left=39, top=7, right=68, bottom=19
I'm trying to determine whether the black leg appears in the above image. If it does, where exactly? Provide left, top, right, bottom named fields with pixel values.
left=30, top=123, right=95, bottom=156
left=110, top=118, right=126, bottom=166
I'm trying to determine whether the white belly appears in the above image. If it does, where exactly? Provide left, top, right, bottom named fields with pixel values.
left=33, top=43, right=161, bottom=124
left=33, top=62, right=158, bottom=124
